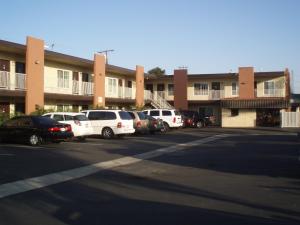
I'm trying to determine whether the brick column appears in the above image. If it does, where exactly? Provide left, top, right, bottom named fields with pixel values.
left=174, top=69, right=188, bottom=110
left=25, top=36, right=44, bottom=114
left=238, top=67, right=254, bottom=99
left=93, top=54, right=106, bottom=108
left=135, top=65, right=144, bottom=107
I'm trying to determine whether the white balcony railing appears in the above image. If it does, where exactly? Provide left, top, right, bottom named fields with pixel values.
left=263, top=89, right=285, bottom=97
left=82, top=81, right=94, bottom=95
left=208, top=90, right=224, bottom=100
left=106, top=86, right=134, bottom=99
left=208, top=90, right=225, bottom=100
left=72, top=80, right=79, bottom=94
left=124, top=87, right=133, bottom=99
left=0, top=71, right=10, bottom=89
left=15, top=73, right=26, bottom=90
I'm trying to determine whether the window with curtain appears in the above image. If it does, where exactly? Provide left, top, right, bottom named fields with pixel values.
left=57, top=70, right=69, bottom=88
left=194, top=83, right=208, bottom=95
left=232, top=82, right=238, bottom=95
left=264, top=81, right=275, bottom=95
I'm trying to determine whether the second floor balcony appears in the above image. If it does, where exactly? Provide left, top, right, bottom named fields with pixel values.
left=0, top=71, right=26, bottom=90
left=105, top=87, right=135, bottom=99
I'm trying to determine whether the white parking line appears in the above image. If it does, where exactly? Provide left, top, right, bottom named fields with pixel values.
left=0, top=154, right=15, bottom=156
left=62, top=142, right=104, bottom=146
left=0, top=134, right=232, bottom=199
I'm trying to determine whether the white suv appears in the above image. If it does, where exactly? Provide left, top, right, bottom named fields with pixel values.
left=81, top=110, right=135, bottom=139
left=43, top=112, right=93, bottom=141
left=143, top=109, right=183, bottom=130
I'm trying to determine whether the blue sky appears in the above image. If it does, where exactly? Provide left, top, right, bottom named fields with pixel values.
left=1, top=0, right=300, bottom=92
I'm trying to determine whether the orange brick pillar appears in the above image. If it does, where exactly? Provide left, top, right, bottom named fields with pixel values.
left=25, top=36, right=44, bottom=114
left=93, top=54, right=106, bottom=108
left=174, top=69, right=188, bottom=110
left=284, top=68, right=291, bottom=99
left=238, top=67, right=255, bottom=99
left=135, top=65, right=144, bottom=108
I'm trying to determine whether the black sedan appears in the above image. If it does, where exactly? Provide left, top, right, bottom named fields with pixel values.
left=0, top=116, right=74, bottom=146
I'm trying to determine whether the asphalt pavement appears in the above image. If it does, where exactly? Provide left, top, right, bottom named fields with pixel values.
left=0, top=128, right=299, bottom=225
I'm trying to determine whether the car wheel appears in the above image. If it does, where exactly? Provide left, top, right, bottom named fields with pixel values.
left=102, top=127, right=114, bottom=139
left=163, top=122, right=170, bottom=132
left=29, top=134, right=41, bottom=146
left=196, top=121, right=203, bottom=128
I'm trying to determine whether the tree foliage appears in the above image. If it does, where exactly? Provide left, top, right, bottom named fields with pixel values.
left=148, top=67, right=166, bottom=76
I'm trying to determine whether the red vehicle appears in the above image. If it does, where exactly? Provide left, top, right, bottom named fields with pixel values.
left=180, top=110, right=206, bottom=128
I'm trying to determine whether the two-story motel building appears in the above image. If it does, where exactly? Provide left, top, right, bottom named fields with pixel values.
left=0, top=36, right=292, bottom=127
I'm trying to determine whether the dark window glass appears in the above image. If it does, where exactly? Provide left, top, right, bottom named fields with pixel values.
left=88, top=111, right=105, bottom=120
left=174, top=110, right=181, bottom=116
left=162, top=110, right=172, bottom=116
left=64, top=115, right=74, bottom=120
left=15, top=62, right=25, bottom=73
left=143, top=111, right=148, bottom=115
left=43, top=114, right=51, bottom=118
left=18, top=117, right=33, bottom=127
left=127, top=112, right=135, bottom=119
left=137, top=112, right=146, bottom=120
left=53, top=114, right=64, bottom=121
left=105, top=112, right=117, bottom=120
left=74, top=115, right=89, bottom=121
left=150, top=110, right=159, bottom=116
left=82, top=105, right=89, bottom=110
left=32, top=116, right=57, bottom=126
left=231, top=109, right=239, bottom=117
left=119, top=111, right=132, bottom=120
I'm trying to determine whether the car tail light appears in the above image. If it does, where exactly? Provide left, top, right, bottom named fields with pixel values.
left=137, top=121, right=142, bottom=128
left=152, top=120, right=157, bottom=127
left=173, top=117, right=176, bottom=123
left=48, top=127, right=61, bottom=132
left=117, top=122, right=122, bottom=128
left=74, top=120, right=81, bottom=126
left=65, top=125, right=72, bottom=132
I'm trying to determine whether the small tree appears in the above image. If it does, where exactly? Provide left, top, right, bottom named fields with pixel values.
left=148, top=67, right=166, bottom=76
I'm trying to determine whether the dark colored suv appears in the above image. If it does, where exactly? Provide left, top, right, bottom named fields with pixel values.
left=180, top=110, right=206, bottom=128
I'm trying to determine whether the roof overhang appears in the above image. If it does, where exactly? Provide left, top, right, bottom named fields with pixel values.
left=221, top=98, right=290, bottom=109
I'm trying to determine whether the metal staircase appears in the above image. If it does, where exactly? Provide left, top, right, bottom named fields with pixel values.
left=144, top=90, right=174, bottom=109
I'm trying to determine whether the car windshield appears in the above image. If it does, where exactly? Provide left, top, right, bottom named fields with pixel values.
left=74, top=115, right=89, bottom=121
left=119, top=111, right=132, bottom=120
left=32, top=116, right=57, bottom=126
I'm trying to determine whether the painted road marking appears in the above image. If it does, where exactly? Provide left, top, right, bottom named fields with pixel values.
left=62, top=142, right=104, bottom=146
left=0, top=154, right=15, bottom=156
left=0, top=134, right=232, bottom=199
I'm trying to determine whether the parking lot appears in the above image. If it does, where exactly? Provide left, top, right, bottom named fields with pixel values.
left=0, top=128, right=300, bottom=225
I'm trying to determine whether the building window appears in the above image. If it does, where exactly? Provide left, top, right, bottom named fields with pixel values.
left=194, top=83, right=208, bottom=95
left=15, top=62, right=25, bottom=73
left=57, top=104, right=71, bottom=112
left=232, top=82, right=238, bottom=95
left=168, top=84, right=174, bottom=96
left=108, top=78, right=117, bottom=94
left=231, top=109, right=239, bottom=117
left=264, top=81, right=275, bottom=95
left=57, top=70, right=70, bottom=88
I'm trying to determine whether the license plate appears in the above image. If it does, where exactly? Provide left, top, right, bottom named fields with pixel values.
left=60, top=128, right=66, bottom=132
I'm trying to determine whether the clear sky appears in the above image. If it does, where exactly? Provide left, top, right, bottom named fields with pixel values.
left=1, top=0, right=299, bottom=93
